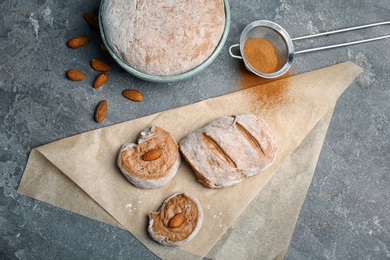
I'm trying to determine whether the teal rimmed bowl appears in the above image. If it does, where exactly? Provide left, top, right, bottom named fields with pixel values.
left=99, top=0, right=230, bottom=83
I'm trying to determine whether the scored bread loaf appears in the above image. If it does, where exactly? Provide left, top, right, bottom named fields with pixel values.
left=148, top=192, right=203, bottom=246
left=117, top=126, right=180, bottom=189
left=100, top=0, right=226, bottom=76
left=179, top=114, right=277, bottom=188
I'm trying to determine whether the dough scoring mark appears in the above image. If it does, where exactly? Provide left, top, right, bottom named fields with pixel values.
left=235, top=122, right=265, bottom=156
left=201, top=132, right=237, bottom=169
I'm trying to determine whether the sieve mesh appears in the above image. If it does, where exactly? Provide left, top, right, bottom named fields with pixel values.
left=242, top=26, right=290, bottom=74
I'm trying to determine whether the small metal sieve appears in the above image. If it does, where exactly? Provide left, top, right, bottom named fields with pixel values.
left=229, top=20, right=390, bottom=78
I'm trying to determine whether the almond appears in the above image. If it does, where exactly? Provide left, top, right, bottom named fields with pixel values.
left=66, top=69, right=87, bottom=81
left=142, top=148, right=162, bottom=161
left=83, top=13, right=99, bottom=29
left=91, top=59, right=110, bottom=72
left=122, top=89, right=144, bottom=102
left=168, top=213, right=185, bottom=228
left=93, top=73, right=109, bottom=88
left=101, top=43, right=108, bottom=52
left=94, top=100, right=107, bottom=123
left=67, top=36, right=90, bottom=48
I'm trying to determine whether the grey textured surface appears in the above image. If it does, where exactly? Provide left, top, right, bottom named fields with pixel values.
left=1, top=0, right=389, bottom=259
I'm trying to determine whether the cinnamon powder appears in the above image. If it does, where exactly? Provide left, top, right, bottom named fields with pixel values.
left=234, top=37, right=293, bottom=113
left=236, top=57, right=292, bottom=114
left=238, top=63, right=290, bottom=89
left=243, top=38, right=280, bottom=74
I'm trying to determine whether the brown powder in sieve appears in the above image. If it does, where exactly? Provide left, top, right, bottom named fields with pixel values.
left=243, top=38, right=280, bottom=74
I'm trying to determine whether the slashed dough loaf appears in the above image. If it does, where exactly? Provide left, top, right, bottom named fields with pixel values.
left=100, top=0, right=226, bottom=76
left=179, top=114, right=277, bottom=188
left=117, top=126, right=180, bottom=189
left=148, top=192, right=203, bottom=246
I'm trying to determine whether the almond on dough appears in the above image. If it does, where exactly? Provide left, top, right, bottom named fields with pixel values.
left=117, top=126, right=180, bottom=189
left=148, top=192, right=203, bottom=246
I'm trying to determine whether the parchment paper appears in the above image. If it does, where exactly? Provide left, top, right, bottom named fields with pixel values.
left=18, top=62, right=362, bottom=259
left=207, top=108, right=334, bottom=259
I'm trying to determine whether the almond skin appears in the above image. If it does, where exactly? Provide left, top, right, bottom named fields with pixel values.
left=122, top=89, right=144, bottom=102
left=168, top=213, right=185, bottom=228
left=93, top=73, right=109, bottom=88
left=66, top=69, right=87, bottom=81
left=142, top=148, right=162, bottom=161
left=83, top=13, right=99, bottom=29
left=67, top=36, right=90, bottom=48
left=91, top=59, right=110, bottom=72
left=94, top=100, right=107, bottom=123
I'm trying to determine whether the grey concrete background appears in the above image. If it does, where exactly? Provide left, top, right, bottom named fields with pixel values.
left=1, top=0, right=389, bottom=259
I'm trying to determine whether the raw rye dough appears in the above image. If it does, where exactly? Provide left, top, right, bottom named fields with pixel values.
left=179, top=114, right=277, bottom=188
left=117, top=126, right=180, bottom=189
left=100, top=0, right=226, bottom=76
left=148, top=192, right=203, bottom=246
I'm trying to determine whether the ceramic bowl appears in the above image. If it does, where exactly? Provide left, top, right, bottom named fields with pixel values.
left=99, top=0, right=231, bottom=83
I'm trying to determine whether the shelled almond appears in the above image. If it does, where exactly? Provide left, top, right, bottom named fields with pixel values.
left=101, top=44, right=108, bottom=52
left=94, top=100, right=108, bottom=123
left=168, top=213, right=185, bottom=228
left=66, top=69, right=87, bottom=81
left=91, top=59, right=110, bottom=72
left=142, top=148, right=162, bottom=161
left=93, top=73, right=109, bottom=88
left=67, top=36, right=90, bottom=48
left=83, top=13, right=99, bottom=29
left=122, top=89, right=144, bottom=102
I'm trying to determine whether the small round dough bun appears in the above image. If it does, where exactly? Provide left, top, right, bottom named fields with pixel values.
left=117, top=126, right=180, bottom=189
left=148, top=192, right=204, bottom=246
left=100, top=0, right=226, bottom=76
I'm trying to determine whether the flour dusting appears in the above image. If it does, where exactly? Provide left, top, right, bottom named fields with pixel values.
left=125, top=203, right=134, bottom=212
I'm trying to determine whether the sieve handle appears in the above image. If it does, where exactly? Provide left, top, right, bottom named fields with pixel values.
left=293, top=21, right=390, bottom=54
left=229, top=44, right=243, bottom=59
